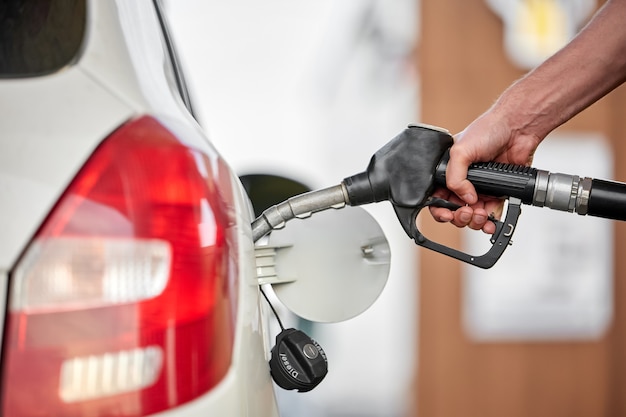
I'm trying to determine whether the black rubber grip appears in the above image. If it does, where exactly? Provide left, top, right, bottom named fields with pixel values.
left=588, top=179, right=626, bottom=221
left=435, top=151, right=537, bottom=204
left=466, top=162, right=537, bottom=203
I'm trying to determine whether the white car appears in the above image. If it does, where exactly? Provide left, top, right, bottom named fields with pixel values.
left=0, top=1, right=390, bottom=416
left=0, top=0, right=280, bottom=415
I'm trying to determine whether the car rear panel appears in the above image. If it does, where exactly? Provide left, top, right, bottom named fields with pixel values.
left=0, top=0, right=279, bottom=415
left=0, top=0, right=197, bottom=270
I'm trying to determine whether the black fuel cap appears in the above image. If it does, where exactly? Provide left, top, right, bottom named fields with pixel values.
left=269, top=328, right=328, bottom=392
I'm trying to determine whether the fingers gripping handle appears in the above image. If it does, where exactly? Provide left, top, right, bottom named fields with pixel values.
left=435, top=150, right=537, bottom=203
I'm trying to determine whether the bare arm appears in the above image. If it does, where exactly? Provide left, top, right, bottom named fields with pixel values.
left=433, top=0, right=626, bottom=233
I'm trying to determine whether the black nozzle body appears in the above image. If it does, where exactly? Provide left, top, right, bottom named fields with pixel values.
left=343, top=124, right=453, bottom=208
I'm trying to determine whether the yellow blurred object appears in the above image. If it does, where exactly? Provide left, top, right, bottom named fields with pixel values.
left=518, top=0, right=568, bottom=56
left=486, top=0, right=595, bottom=69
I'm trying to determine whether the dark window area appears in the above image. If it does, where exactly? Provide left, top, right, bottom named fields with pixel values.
left=0, top=0, right=86, bottom=77
left=240, top=174, right=311, bottom=218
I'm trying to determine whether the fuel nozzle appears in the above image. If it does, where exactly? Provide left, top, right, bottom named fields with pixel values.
left=342, top=124, right=522, bottom=269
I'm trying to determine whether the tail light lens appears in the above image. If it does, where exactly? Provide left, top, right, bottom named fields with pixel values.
left=2, top=116, right=239, bottom=417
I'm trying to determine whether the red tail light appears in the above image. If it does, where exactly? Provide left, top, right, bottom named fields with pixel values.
left=2, top=116, right=238, bottom=417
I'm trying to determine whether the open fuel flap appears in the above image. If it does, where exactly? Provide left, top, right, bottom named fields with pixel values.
left=255, top=206, right=390, bottom=323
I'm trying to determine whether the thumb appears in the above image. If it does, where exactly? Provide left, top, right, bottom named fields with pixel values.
left=446, top=148, right=478, bottom=205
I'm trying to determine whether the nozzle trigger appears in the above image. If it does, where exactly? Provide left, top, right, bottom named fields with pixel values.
left=393, top=197, right=522, bottom=269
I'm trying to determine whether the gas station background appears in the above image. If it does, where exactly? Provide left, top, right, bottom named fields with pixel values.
left=165, top=1, right=626, bottom=416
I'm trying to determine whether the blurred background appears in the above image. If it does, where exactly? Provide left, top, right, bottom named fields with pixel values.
left=164, top=1, right=626, bottom=416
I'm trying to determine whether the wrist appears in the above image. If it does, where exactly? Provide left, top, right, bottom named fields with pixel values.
left=490, top=80, right=555, bottom=142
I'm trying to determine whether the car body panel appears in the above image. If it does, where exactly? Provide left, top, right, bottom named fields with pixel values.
left=0, top=69, right=134, bottom=269
left=78, top=1, right=189, bottom=116
left=0, top=0, right=280, bottom=415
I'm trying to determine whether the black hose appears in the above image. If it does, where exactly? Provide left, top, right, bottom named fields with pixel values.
left=588, top=179, right=626, bottom=221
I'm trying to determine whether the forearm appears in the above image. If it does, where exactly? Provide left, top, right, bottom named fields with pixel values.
left=494, top=0, right=626, bottom=140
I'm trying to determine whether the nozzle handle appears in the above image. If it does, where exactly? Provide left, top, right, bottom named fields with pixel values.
left=434, top=150, right=537, bottom=204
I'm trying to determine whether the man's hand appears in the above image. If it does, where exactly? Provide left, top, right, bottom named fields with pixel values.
left=428, top=109, right=540, bottom=234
